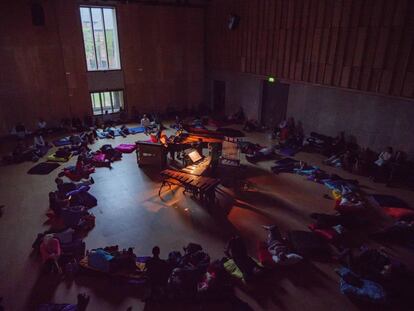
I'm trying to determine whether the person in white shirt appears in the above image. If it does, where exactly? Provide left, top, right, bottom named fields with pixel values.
left=374, top=147, right=393, bottom=167
left=38, top=118, right=47, bottom=132
left=371, top=147, right=393, bottom=181
left=141, top=114, right=151, bottom=134
left=141, top=114, right=151, bottom=127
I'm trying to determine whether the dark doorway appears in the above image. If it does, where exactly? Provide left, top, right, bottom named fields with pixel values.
left=261, top=81, right=289, bottom=128
left=213, top=80, right=226, bottom=115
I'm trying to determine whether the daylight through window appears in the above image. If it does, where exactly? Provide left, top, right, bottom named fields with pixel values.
left=80, top=6, right=121, bottom=71
left=90, top=90, right=124, bottom=115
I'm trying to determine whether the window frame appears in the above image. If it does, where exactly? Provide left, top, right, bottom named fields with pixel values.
left=90, top=89, right=125, bottom=116
left=79, top=5, right=122, bottom=72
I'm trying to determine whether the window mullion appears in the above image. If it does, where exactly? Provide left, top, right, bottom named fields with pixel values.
left=102, top=8, right=111, bottom=70
left=98, top=93, right=103, bottom=115
left=89, top=8, right=99, bottom=70
left=110, top=92, right=114, bottom=113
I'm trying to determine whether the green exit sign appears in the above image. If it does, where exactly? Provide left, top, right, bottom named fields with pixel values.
left=268, top=77, right=275, bottom=83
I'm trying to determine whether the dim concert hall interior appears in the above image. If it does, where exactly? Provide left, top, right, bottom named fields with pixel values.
left=1, top=0, right=414, bottom=310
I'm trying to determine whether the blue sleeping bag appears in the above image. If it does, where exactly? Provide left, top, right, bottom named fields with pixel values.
left=88, top=248, right=114, bottom=273
left=337, top=267, right=386, bottom=304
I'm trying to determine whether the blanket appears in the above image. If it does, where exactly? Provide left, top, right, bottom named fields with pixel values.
left=53, top=137, right=71, bottom=147
left=27, top=162, right=60, bottom=175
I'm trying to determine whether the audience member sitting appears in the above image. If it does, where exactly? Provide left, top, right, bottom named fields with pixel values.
left=111, top=247, right=137, bottom=272
left=13, top=123, right=29, bottom=140
left=40, top=234, right=62, bottom=274
left=141, top=114, right=151, bottom=129
left=370, top=147, right=393, bottom=182
left=228, top=107, right=245, bottom=122
left=262, top=225, right=303, bottom=266
left=37, top=118, right=47, bottom=134
left=83, top=115, right=94, bottom=128
left=243, top=119, right=259, bottom=132
left=145, top=246, right=170, bottom=299
left=60, top=118, right=72, bottom=132
left=324, top=132, right=346, bottom=156
left=33, top=132, right=49, bottom=157
left=224, top=236, right=263, bottom=282
left=71, top=117, right=83, bottom=132
left=245, top=145, right=275, bottom=163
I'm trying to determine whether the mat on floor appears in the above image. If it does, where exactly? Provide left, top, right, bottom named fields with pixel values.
left=53, top=137, right=71, bottom=147
left=128, top=126, right=145, bottom=134
left=96, top=128, right=122, bottom=139
left=27, top=162, right=60, bottom=175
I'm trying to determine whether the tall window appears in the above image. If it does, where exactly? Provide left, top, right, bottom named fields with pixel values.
left=80, top=7, right=121, bottom=71
left=91, top=90, right=124, bottom=115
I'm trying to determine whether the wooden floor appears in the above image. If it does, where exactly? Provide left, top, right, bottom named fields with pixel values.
left=1, top=125, right=414, bottom=311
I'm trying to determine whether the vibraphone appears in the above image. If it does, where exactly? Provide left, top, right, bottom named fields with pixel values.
left=159, top=169, right=220, bottom=204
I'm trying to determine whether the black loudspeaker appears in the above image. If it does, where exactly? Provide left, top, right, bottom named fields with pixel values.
left=228, top=14, right=240, bottom=30
left=31, top=3, right=45, bottom=26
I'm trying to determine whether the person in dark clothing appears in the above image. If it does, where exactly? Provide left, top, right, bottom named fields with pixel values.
left=55, top=177, right=94, bottom=195
left=145, top=246, right=170, bottom=300
left=224, top=236, right=263, bottom=282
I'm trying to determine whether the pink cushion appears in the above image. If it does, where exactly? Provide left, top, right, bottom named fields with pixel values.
left=93, top=153, right=106, bottom=162
left=115, top=144, right=136, bottom=153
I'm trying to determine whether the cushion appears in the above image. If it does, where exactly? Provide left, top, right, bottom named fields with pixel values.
left=93, top=153, right=106, bottom=162
left=223, top=258, right=262, bottom=283
left=115, top=143, right=136, bottom=153
left=47, top=153, right=72, bottom=162
left=288, top=230, right=331, bottom=258
left=383, top=207, right=414, bottom=220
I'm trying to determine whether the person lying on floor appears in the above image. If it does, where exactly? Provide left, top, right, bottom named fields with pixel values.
left=119, top=124, right=130, bottom=137
left=40, top=234, right=62, bottom=274
left=262, top=225, right=303, bottom=265
left=49, top=191, right=71, bottom=215
left=55, top=177, right=94, bottom=196
left=224, top=236, right=264, bottom=282
left=103, top=127, right=116, bottom=139
left=339, top=246, right=406, bottom=286
left=37, top=293, right=90, bottom=311
left=2, top=142, right=38, bottom=164
left=245, top=146, right=275, bottom=163
left=335, top=188, right=365, bottom=213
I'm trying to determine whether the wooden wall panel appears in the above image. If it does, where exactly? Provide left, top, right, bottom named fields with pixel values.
left=0, top=0, right=204, bottom=134
left=206, top=0, right=414, bottom=99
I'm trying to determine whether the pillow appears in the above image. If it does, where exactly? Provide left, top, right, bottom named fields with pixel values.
left=383, top=207, right=414, bottom=220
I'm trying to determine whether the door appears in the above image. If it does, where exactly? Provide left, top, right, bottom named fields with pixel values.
left=213, top=80, right=226, bottom=115
left=261, top=81, right=289, bottom=127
